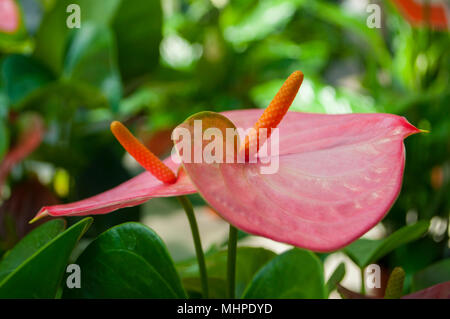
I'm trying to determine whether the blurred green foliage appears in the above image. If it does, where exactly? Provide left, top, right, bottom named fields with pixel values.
left=0, top=0, right=449, bottom=294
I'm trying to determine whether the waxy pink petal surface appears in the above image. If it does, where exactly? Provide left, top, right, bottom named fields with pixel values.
left=34, top=158, right=196, bottom=219
left=177, top=109, right=420, bottom=252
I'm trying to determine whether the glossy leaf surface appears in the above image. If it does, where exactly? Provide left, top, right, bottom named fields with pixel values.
left=64, top=222, right=186, bottom=298
left=0, top=218, right=92, bottom=298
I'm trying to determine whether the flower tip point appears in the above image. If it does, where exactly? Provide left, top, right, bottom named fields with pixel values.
left=419, top=128, right=430, bottom=133
left=29, top=212, right=46, bottom=224
left=288, top=71, right=304, bottom=88
left=291, top=70, right=304, bottom=80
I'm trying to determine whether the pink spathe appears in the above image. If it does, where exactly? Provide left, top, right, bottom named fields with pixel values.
left=34, top=109, right=419, bottom=251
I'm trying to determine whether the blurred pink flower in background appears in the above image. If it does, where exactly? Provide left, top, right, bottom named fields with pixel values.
left=0, top=0, right=20, bottom=33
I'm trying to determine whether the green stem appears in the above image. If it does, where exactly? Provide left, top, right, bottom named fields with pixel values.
left=360, top=267, right=366, bottom=295
left=177, top=196, right=209, bottom=298
left=227, top=225, right=238, bottom=299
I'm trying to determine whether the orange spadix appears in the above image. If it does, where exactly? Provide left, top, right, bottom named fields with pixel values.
left=110, top=121, right=177, bottom=184
left=242, top=70, right=303, bottom=159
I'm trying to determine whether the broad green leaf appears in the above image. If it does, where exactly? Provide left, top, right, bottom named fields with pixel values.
left=63, top=23, right=122, bottom=112
left=1, top=54, right=54, bottom=107
left=0, top=219, right=66, bottom=282
left=411, top=259, right=450, bottom=292
left=242, top=248, right=326, bottom=299
left=34, top=0, right=121, bottom=74
left=326, top=262, right=346, bottom=296
left=177, top=247, right=276, bottom=298
left=0, top=218, right=92, bottom=298
left=112, top=0, right=162, bottom=80
left=67, top=249, right=180, bottom=298
left=64, top=222, right=186, bottom=298
left=344, top=221, right=430, bottom=268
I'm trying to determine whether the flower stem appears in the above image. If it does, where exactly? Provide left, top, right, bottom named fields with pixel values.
left=177, top=195, right=209, bottom=298
left=227, top=224, right=238, bottom=299
left=360, top=267, right=366, bottom=295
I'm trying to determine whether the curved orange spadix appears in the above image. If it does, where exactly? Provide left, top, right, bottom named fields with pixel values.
left=110, top=121, right=177, bottom=184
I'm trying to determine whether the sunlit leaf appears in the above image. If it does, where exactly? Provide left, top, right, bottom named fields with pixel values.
left=222, top=0, right=304, bottom=48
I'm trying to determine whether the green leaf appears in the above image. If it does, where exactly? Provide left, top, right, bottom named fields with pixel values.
left=177, top=247, right=276, bottom=298
left=344, top=221, right=430, bottom=268
left=63, top=23, right=122, bottom=112
left=0, top=218, right=92, bottom=298
left=34, top=0, right=122, bottom=74
left=411, top=259, right=450, bottom=292
left=1, top=55, right=54, bottom=107
left=0, top=118, right=9, bottom=161
left=63, top=222, right=186, bottom=298
left=242, top=248, right=326, bottom=299
left=326, top=262, right=346, bottom=296
left=0, top=219, right=66, bottom=282
left=112, top=0, right=162, bottom=80
left=222, top=0, right=302, bottom=48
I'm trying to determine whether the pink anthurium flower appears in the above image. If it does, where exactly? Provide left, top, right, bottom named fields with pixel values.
left=0, top=0, right=20, bottom=33
left=33, top=71, right=421, bottom=252
left=173, top=71, right=421, bottom=252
